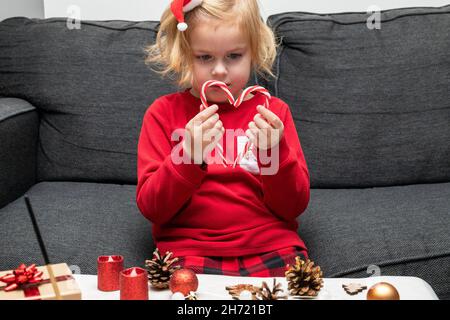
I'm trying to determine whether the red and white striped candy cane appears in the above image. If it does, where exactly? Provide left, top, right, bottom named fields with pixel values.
left=200, top=80, right=235, bottom=112
left=200, top=81, right=232, bottom=166
left=232, top=85, right=271, bottom=168
left=199, top=80, right=271, bottom=168
left=234, top=85, right=271, bottom=109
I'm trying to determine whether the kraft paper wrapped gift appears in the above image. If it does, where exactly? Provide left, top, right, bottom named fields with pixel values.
left=0, top=263, right=81, bottom=300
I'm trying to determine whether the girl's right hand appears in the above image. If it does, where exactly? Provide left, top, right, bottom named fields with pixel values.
left=182, top=104, right=225, bottom=164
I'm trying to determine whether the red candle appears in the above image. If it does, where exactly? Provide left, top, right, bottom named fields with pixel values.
left=120, top=267, right=149, bottom=300
left=97, top=255, right=124, bottom=291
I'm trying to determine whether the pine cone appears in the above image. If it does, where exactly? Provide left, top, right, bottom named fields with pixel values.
left=145, top=248, right=181, bottom=289
left=285, top=256, right=324, bottom=297
left=257, top=278, right=287, bottom=300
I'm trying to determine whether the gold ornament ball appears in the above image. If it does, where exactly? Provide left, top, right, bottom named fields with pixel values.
left=169, top=269, right=199, bottom=296
left=367, top=282, right=400, bottom=300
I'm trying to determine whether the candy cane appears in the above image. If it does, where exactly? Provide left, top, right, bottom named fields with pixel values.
left=232, top=86, right=271, bottom=168
left=200, top=80, right=233, bottom=167
left=199, top=80, right=271, bottom=168
left=234, top=85, right=271, bottom=109
left=200, top=80, right=234, bottom=111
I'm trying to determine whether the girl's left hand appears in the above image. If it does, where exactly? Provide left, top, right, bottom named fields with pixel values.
left=246, top=105, right=284, bottom=150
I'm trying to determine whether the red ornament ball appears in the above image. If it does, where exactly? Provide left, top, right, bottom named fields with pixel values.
left=169, top=269, right=199, bottom=296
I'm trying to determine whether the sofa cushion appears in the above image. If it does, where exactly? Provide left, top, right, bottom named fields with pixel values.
left=264, top=6, right=450, bottom=188
left=0, top=18, right=178, bottom=184
left=298, top=182, right=450, bottom=299
left=0, top=182, right=153, bottom=275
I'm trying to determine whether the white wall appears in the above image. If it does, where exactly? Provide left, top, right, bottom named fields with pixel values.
left=43, top=0, right=450, bottom=21
left=1, top=0, right=448, bottom=22
left=0, top=0, right=44, bottom=21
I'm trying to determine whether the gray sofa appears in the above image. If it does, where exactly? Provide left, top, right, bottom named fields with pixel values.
left=1, top=6, right=449, bottom=299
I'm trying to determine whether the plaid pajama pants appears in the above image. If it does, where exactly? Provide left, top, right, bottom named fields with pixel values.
left=176, top=247, right=308, bottom=277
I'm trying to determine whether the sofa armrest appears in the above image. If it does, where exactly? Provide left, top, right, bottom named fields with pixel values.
left=0, top=98, right=39, bottom=209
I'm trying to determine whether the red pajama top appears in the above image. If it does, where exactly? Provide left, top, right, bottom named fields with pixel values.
left=136, top=89, right=310, bottom=257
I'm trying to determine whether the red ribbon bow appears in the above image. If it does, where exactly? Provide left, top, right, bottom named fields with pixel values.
left=0, top=264, right=44, bottom=292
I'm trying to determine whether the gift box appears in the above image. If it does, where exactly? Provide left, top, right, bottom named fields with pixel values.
left=0, top=263, right=81, bottom=300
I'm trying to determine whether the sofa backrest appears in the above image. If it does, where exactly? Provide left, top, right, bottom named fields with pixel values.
left=0, top=18, right=178, bottom=184
left=1, top=8, right=449, bottom=188
left=262, top=6, right=450, bottom=188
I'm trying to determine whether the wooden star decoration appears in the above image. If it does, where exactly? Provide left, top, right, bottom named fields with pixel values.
left=225, top=284, right=261, bottom=300
left=342, top=283, right=368, bottom=295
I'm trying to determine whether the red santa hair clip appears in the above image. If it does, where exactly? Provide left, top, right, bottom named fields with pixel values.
left=170, top=0, right=203, bottom=32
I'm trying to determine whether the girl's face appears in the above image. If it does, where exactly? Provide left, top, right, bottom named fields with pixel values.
left=189, top=16, right=252, bottom=103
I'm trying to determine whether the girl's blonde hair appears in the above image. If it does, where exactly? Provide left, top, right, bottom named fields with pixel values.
left=145, top=0, right=278, bottom=88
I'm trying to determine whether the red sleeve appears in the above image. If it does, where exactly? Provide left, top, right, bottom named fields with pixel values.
left=257, top=103, right=310, bottom=222
left=136, top=98, right=207, bottom=225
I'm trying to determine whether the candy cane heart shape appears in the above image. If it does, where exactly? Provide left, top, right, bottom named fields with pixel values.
left=199, top=80, right=271, bottom=168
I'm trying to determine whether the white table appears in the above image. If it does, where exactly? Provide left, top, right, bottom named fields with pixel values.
left=73, top=274, right=438, bottom=300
